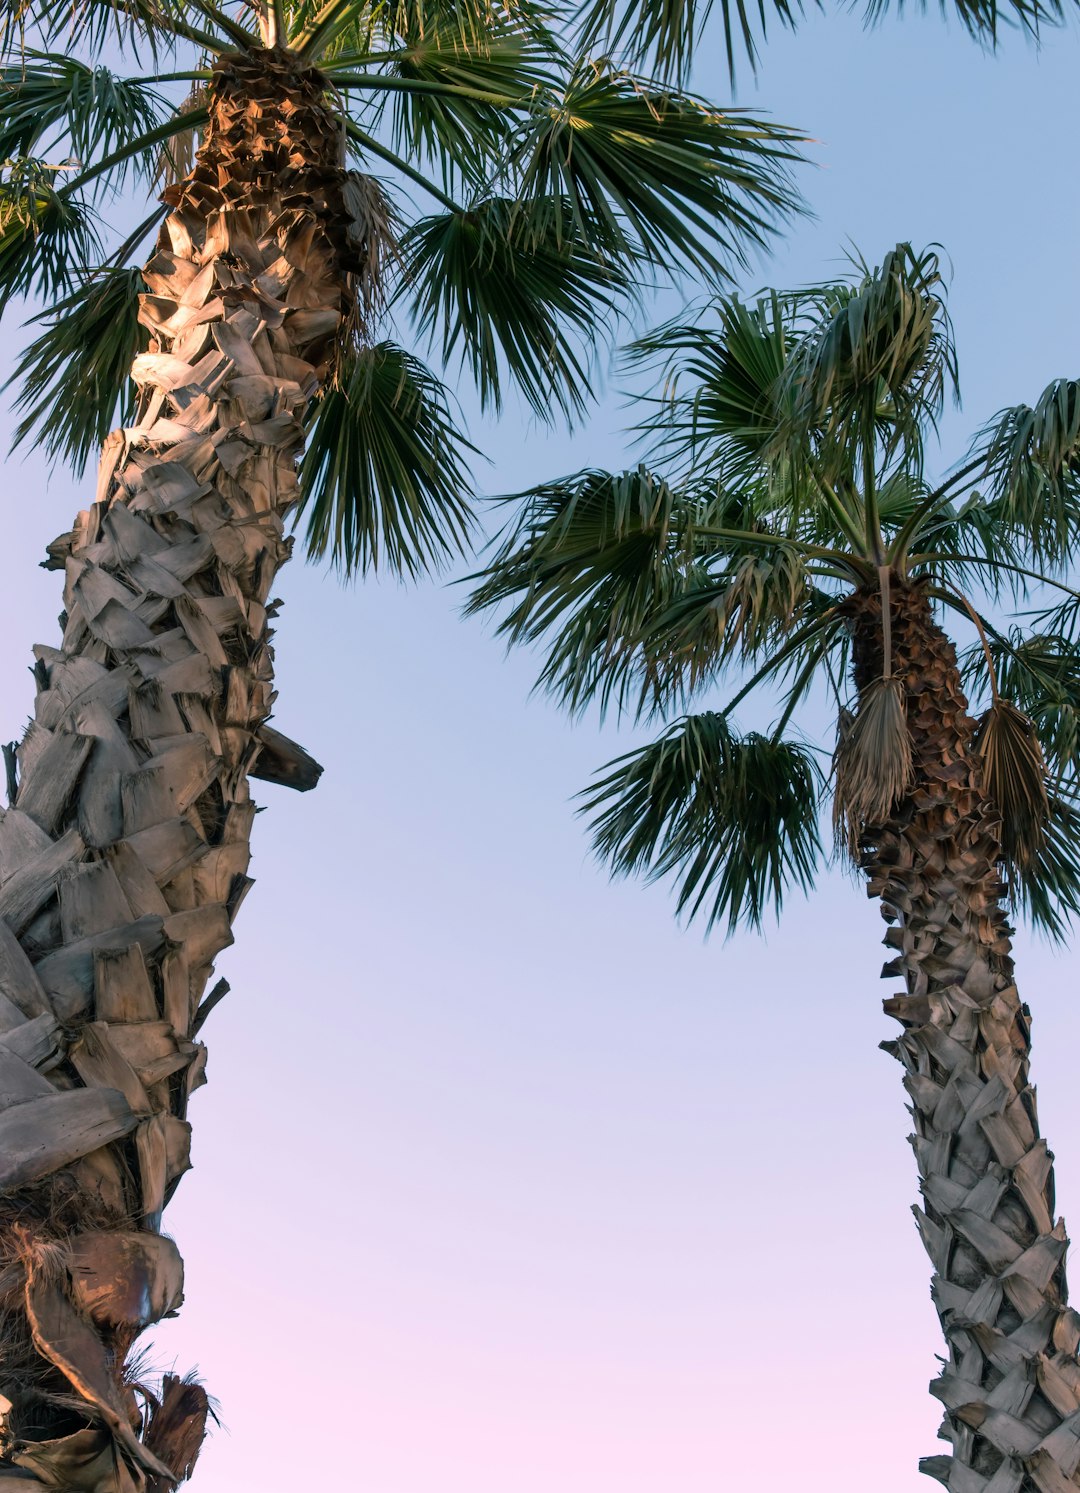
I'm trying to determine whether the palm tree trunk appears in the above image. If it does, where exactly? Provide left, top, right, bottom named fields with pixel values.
left=851, top=581, right=1080, bottom=1493
left=0, top=47, right=355, bottom=1490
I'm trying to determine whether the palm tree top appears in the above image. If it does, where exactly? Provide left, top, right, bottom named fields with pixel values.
left=0, top=0, right=809, bottom=577
left=468, top=244, right=1080, bottom=939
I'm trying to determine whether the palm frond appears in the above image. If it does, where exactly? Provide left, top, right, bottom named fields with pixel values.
left=348, top=28, right=547, bottom=187
left=2, top=0, right=228, bottom=58
left=510, top=68, right=803, bottom=283
left=974, top=697, right=1049, bottom=870
left=467, top=466, right=693, bottom=715
left=972, top=379, right=1080, bottom=569
left=627, top=290, right=795, bottom=478
left=6, top=266, right=145, bottom=472
left=0, top=160, right=100, bottom=308
left=1008, top=791, right=1080, bottom=943
left=0, top=55, right=169, bottom=181
left=399, top=195, right=628, bottom=420
left=781, top=244, right=958, bottom=463
left=298, top=341, right=477, bottom=578
left=979, top=628, right=1080, bottom=781
left=862, top=0, right=1070, bottom=45
left=581, top=711, right=823, bottom=933
left=575, top=0, right=803, bottom=86
left=832, top=676, right=913, bottom=855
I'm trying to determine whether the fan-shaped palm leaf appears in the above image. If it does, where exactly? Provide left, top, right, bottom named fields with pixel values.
left=6, top=265, right=145, bottom=471
left=298, top=341, right=477, bottom=578
left=581, top=711, right=823, bottom=933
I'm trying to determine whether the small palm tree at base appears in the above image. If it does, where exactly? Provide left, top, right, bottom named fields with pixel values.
left=470, top=245, right=1080, bottom=1490
left=0, top=2, right=807, bottom=1485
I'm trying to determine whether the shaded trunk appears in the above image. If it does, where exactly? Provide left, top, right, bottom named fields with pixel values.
left=851, top=580, right=1080, bottom=1493
left=0, top=48, right=357, bottom=1490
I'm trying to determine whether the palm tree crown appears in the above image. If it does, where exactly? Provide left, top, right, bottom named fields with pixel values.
left=470, top=244, right=1080, bottom=938
left=0, top=0, right=806, bottom=577
left=470, top=244, right=1080, bottom=1491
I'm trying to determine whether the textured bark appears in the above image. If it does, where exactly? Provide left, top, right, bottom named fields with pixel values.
left=850, top=580, right=1080, bottom=1493
left=0, top=48, right=355, bottom=1489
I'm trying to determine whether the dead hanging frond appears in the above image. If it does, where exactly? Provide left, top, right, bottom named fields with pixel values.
left=341, top=170, right=399, bottom=327
left=974, top=697, right=1050, bottom=869
left=138, top=1370, right=218, bottom=1489
left=832, top=676, right=913, bottom=856
left=153, top=87, right=207, bottom=190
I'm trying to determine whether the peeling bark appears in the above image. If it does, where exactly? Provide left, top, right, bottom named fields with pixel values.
left=851, top=581, right=1080, bottom=1493
left=0, top=48, right=358, bottom=1487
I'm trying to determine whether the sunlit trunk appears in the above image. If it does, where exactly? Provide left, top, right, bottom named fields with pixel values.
left=0, top=48, right=355, bottom=1490
left=852, top=581, right=1080, bottom=1493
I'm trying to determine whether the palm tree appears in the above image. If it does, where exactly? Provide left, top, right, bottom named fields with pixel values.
left=0, top=2, right=806, bottom=1485
left=469, top=245, right=1080, bottom=1491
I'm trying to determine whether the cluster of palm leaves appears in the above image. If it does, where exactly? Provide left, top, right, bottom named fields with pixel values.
left=0, top=0, right=808, bottom=582
left=469, top=245, right=1080, bottom=938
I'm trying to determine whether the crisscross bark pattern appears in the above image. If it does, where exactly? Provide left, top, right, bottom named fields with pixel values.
left=851, top=582, right=1080, bottom=1493
left=0, top=49, right=350, bottom=1490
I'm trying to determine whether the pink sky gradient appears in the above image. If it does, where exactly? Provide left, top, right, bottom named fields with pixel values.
left=3, top=11, right=1080, bottom=1489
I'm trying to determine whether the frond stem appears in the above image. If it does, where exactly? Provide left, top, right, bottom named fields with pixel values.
left=326, top=71, right=520, bottom=103
left=908, top=552, right=1080, bottom=601
left=294, top=0, right=360, bottom=59
left=806, top=456, right=870, bottom=555
left=344, top=118, right=461, bottom=211
left=888, top=455, right=987, bottom=567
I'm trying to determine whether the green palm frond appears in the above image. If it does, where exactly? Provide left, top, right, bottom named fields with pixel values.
left=576, top=0, right=802, bottom=87
left=781, top=244, right=958, bottom=462
left=581, top=711, right=823, bottom=933
left=982, top=629, right=1080, bottom=780
left=1008, top=792, right=1080, bottom=942
left=2, top=0, right=231, bottom=57
left=0, top=160, right=100, bottom=307
left=510, top=68, right=802, bottom=282
left=627, top=290, right=794, bottom=477
left=298, top=341, right=477, bottom=578
left=468, top=466, right=691, bottom=715
left=973, top=379, right=1080, bottom=568
left=0, top=55, right=169, bottom=177
left=862, top=0, right=1068, bottom=43
left=6, top=266, right=145, bottom=472
left=400, top=196, right=628, bottom=420
left=363, top=29, right=547, bottom=186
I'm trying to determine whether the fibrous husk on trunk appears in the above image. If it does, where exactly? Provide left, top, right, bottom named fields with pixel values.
left=0, top=46, right=360, bottom=1489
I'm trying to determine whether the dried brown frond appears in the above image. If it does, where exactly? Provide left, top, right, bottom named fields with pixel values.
left=154, top=89, right=208, bottom=191
left=342, top=171, right=399, bottom=324
left=142, top=1371, right=216, bottom=1489
left=832, top=677, right=913, bottom=857
left=974, top=697, right=1049, bottom=868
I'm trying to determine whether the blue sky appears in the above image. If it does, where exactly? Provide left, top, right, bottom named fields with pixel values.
left=2, top=9, right=1080, bottom=1489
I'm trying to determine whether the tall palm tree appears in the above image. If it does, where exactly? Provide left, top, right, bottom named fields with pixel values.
left=0, top=2, right=805, bottom=1486
left=470, top=245, right=1080, bottom=1491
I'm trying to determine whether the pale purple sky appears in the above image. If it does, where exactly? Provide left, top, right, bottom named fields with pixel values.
left=3, top=12, right=1080, bottom=1490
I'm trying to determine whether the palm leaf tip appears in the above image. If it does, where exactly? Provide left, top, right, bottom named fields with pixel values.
left=7, top=266, right=145, bottom=472
left=0, top=161, right=101, bottom=308
left=974, top=698, right=1050, bottom=869
left=581, top=711, right=822, bottom=935
left=298, top=341, right=477, bottom=580
left=832, top=677, right=913, bottom=857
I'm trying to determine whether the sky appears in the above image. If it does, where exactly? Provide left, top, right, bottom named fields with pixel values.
left=3, top=9, right=1080, bottom=1491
